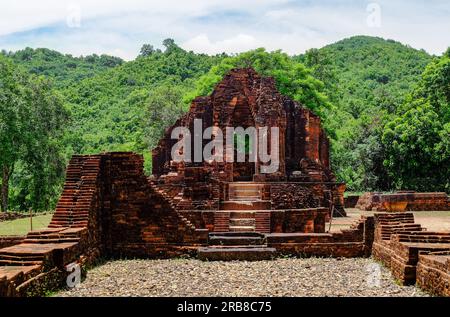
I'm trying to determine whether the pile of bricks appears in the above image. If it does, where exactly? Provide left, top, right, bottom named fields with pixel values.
left=372, top=212, right=450, bottom=295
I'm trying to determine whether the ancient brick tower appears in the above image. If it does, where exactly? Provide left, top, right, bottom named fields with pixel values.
left=152, top=68, right=346, bottom=231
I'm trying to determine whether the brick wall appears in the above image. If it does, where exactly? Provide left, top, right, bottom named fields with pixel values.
left=357, top=192, right=449, bottom=211
left=267, top=216, right=374, bottom=258
left=0, top=236, right=24, bottom=249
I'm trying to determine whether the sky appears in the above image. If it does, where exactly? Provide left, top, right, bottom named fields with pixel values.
left=0, top=0, right=448, bottom=60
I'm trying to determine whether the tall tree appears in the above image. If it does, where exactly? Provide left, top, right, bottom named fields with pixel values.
left=0, top=56, right=22, bottom=211
left=139, top=44, right=156, bottom=57
left=382, top=51, right=450, bottom=191
left=0, top=55, right=69, bottom=211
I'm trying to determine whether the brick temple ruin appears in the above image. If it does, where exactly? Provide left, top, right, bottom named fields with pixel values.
left=356, top=191, right=450, bottom=212
left=0, top=68, right=449, bottom=297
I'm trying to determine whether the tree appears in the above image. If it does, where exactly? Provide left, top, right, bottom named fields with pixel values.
left=0, top=55, right=69, bottom=211
left=185, top=48, right=332, bottom=120
left=382, top=52, right=450, bottom=192
left=301, top=48, right=338, bottom=101
left=162, top=38, right=178, bottom=54
left=143, top=85, right=186, bottom=151
left=0, top=56, right=22, bottom=211
left=139, top=44, right=155, bottom=57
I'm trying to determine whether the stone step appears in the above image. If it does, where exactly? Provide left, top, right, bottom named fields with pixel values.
left=209, top=232, right=264, bottom=238
left=228, top=196, right=261, bottom=201
left=230, top=190, right=261, bottom=197
left=23, top=238, right=80, bottom=244
left=228, top=211, right=255, bottom=219
left=0, top=254, right=44, bottom=262
left=209, top=235, right=265, bottom=246
left=229, top=218, right=255, bottom=227
left=0, top=260, right=43, bottom=266
left=232, top=188, right=261, bottom=194
left=198, top=246, right=276, bottom=261
left=229, top=225, right=255, bottom=232
left=220, top=201, right=271, bottom=210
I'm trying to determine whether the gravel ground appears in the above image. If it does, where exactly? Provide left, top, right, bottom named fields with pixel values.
left=56, top=258, right=428, bottom=297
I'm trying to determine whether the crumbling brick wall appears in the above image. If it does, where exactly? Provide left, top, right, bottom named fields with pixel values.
left=0, top=236, right=24, bottom=249
left=356, top=191, right=450, bottom=211
left=270, top=183, right=319, bottom=209
left=152, top=67, right=341, bottom=187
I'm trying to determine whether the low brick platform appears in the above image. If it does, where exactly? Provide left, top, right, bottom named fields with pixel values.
left=198, top=246, right=277, bottom=261
left=198, top=216, right=375, bottom=261
left=372, top=213, right=450, bottom=294
left=267, top=215, right=374, bottom=258
left=0, top=236, right=24, bottom=249
left=416, top=252, right=450, bottom=296
left=198, top=232, right=276, bottom=261
left=357, top=192, right=450, bottom=212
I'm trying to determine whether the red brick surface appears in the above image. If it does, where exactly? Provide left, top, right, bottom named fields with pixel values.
left=372, top=212, right=450, bottom=296
left=357, top=192, right=449, bottom=211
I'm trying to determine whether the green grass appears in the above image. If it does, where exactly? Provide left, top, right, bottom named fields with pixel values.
left=0, top=213, right=53, bottom=236
left=413, top=211, right=450, bottom=217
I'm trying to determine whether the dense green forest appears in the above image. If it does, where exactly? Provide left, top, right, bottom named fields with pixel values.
left=0, top=36, right=449, bottom=211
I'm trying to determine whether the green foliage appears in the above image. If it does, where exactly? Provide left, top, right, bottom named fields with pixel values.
left=142, top=85, right=186, bottom=152
left=185, top=48, right=331, bottom=119
left=2, top=36, right=448, bottom=212
left=61, top=40, right=222, bottom=158
left=2, top=47, right=123, bottom=89
left=304, top=36, right=433, bottom=191
left=382, top=53, right=450, bottom=191
left=139, top=44, right=158, bottom=57
left=0, top=55, right=69, bottom=211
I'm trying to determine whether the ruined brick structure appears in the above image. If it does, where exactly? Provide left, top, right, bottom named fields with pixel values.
left=372, top=212, right=450, bottom=294
left=1, top=68, right=447, bottom=297
left=356, top=191, right=450, bottom=212
left=0, top=152, right=370, bottom=296
left=152, top=68, right=346, bottom=225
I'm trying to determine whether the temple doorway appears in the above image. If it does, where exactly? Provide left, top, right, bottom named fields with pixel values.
left=233, top=134, right=255, bottom=181
left=230, top=97, right=256, bottom=182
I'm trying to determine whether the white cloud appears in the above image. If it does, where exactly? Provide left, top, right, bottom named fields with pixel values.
left=182, top=34, right=262, bottom=54
left=0, top=0, right=448, bottom=59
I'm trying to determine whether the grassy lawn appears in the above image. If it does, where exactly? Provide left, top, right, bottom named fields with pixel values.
left=413, top=210, right=450, bottom=217
left=0, top=213, right=53, bottom=236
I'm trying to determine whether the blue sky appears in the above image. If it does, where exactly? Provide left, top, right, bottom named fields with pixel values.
left=0, top=0, right=449, bottom=60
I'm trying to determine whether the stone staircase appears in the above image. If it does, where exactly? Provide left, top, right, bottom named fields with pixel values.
left=154, top=188, right=201, bottom=232
left=0, top=155, right=102, bottom=296
left=48, top=156, right=101, bottom=228
left=214, top=182, right=271, bottom=233
left=198, top=232, right=276, bottom=261
left=200, top=182, right=275, bottom=260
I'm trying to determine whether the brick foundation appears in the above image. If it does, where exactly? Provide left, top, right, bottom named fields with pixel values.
left=371, top=212, right=450, bottom=296
left=357, top=192, right=449, bottom=212
left=0, top=236, right=24, bottom=249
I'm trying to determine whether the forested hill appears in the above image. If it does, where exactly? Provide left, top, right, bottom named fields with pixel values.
left=3, top=47, right=124, bottom=89
left=316, top=36, right=432, bottom=117
left=296, top=36, right=434, bottom=191
left=2, top=36, right=448, bottom=211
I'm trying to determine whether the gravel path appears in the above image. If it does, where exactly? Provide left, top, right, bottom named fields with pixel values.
left=56, top=257, right=427, bottom=297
